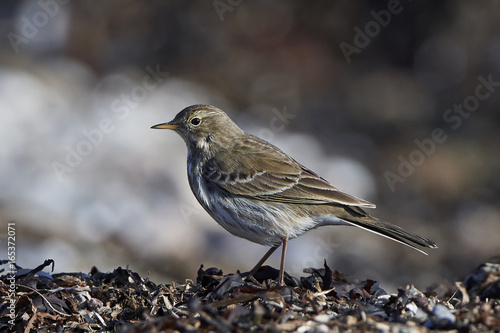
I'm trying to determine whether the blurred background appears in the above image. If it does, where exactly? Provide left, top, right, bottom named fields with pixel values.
left=1, top=0, right=499, bottom=291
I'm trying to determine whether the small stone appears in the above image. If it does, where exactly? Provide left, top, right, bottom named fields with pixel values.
left=314, top=314, right=332, bottom=324
left=432, top=304, right=456, bottom=323
left=316, top=324, right=329, bottom=333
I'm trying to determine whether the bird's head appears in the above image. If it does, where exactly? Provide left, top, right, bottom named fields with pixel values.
left=152, top=104, right=244, bottom=153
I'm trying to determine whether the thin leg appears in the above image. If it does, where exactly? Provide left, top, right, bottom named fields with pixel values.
left=249, top=245, right=279, bottom=277
left=278, top=236, right=288, bottom=286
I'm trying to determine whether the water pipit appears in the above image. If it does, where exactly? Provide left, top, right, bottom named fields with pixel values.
left=152, top=104, right=437, bottom=286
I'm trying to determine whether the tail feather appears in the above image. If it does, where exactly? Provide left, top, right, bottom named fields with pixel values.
left=338, top=208, right=438, bottom=254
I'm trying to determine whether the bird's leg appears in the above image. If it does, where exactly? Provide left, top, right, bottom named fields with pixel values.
left=278, top=236, right=288, bottom=286
left=248, top=245, right=279, bottom=278
left=247, top=237, right=289, bottom=286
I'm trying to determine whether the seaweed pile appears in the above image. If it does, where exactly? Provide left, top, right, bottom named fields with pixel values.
left=1, top=258, right=499, bottom=332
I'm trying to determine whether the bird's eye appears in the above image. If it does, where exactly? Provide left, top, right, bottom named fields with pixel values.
left=190, top=117, right=201, bottom=126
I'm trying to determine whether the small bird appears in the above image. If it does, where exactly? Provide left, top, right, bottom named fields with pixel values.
left=152, top=105, right=437, bottom=286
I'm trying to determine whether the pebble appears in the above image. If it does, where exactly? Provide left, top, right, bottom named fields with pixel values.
left=432, top=304, right=456, bottom=323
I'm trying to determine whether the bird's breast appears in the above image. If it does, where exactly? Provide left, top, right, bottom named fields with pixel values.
left=187, top=160, right=213, bottom=211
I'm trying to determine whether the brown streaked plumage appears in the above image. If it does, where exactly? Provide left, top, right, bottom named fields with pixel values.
left=152, top=104, right=437, bottom=286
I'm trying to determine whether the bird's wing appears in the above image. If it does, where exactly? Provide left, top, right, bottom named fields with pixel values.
left=202, top=135, right=375, bottom=208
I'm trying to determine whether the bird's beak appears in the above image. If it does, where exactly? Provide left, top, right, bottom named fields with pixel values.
left=151, top=122, right=179, bottom=130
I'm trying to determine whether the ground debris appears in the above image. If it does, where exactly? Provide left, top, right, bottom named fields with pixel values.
left=1, top=259, right=499, bottom=332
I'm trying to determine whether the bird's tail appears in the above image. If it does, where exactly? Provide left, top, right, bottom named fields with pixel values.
left=337, top=207, right=438, bottom=255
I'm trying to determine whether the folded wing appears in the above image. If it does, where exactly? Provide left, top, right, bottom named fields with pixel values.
left=202, top=135, right=375, bottom=208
